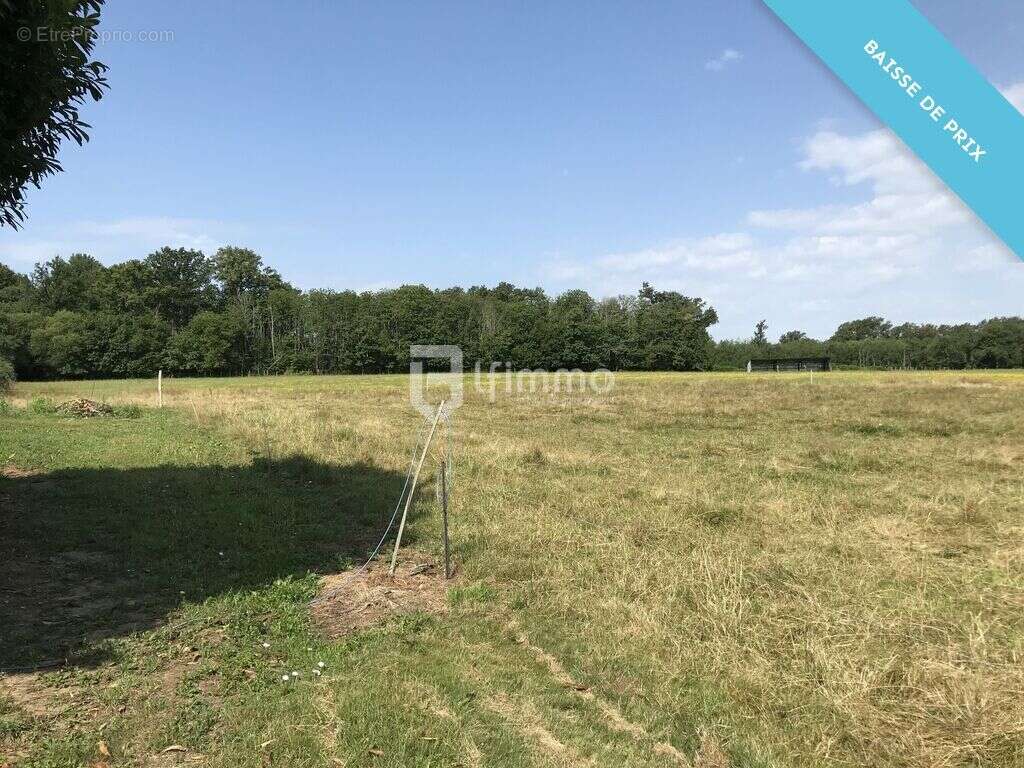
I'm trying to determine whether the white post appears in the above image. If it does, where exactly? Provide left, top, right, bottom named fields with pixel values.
left=158, top=369, right=163, bottom=408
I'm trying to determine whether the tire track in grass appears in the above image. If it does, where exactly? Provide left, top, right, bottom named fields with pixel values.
left=482, top=691, right=595, bottom=767
left=507, top=620, right=691, bottom=766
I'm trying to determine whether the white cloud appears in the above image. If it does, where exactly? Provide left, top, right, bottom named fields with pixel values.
left=542, top=83, right=1024, bottom=337
left=596, top=233, right=759, bottom=274
left=0, top=216, right=236, bottom=268
left=1003, top=82, right=1024, bottom=113
left=799, top=129, right=939, bottom=194
left=955, top=242, right=1019, bottom=273
left=78, top=216, right=222, bottom=251
left=705, top=49, right=743, bottom=72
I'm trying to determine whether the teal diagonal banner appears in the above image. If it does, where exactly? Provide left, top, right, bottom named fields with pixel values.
left=763, top=0, right=1024, bottom=260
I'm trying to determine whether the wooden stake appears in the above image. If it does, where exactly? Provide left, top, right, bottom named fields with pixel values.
left=389, top=401, right=445, bottom=576
left=158, top=369, right=163, bottom=408
left=441, top=458, right=451, bottom=580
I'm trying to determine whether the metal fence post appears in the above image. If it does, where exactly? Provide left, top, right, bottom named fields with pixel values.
left=441, top=458, right=451, bottom=580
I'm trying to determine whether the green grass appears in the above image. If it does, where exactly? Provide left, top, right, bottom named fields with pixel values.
left=2, top=371, right=1023, bottom=767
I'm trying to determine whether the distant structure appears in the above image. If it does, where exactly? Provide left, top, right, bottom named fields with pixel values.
left=747, top=357, right=831, bottom=372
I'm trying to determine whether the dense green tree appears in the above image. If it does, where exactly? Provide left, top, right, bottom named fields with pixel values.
left=972, top=318, right=1024, bottom=369
left=496, top=296, right=550, bottom=369
left=0, top=356, right=13, bottom=391
left=753, top=319, right=769, bottom=346
left=0, top=263, right=30, bottom=305
left=99, top=314, right=170, bottom=377
left=831, top=316, right=893, bottom=342
left=213, top=246, right=285, bottom=302
left=29, top=309, right=99, bottom=377
left=1, top=0, right=108, bottom=228
left=209, top=246, right=292, bottom=373
left=93, top=259, right=150, bottom=314
left=30, top=253, right=105, bottom=311
left=778, top=330, right=807, bottom=343
left=550, top=290, right=602, bottom=370
left=141, top=247, right=217, bottom=330
left=0, top=310, right=38, bottom=376
left=166, top=310, right=245, bottom=375
left=595, top=296, right=637, bottom=371
left=634, top=287, right=718, bottom=371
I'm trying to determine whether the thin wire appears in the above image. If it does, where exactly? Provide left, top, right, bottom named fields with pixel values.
left=311, top=415, right=431, bottom=605
left=359, top=417, right=431, bottom=569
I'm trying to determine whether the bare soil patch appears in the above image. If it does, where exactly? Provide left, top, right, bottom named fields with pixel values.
left=0, top=672, right=76, bottom=718
left=310, top=553, right=448, bottom=638
left=1, top=465, right=42, bottom=479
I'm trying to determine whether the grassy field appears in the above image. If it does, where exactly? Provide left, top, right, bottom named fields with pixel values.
left=2, top=371, right=1023, bottom=767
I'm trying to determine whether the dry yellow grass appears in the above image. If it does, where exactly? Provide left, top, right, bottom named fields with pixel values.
left=11, top=370, right=1024, bottom=766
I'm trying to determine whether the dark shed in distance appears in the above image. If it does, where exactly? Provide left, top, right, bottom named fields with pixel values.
left=747, top=357, right=831, bottom=372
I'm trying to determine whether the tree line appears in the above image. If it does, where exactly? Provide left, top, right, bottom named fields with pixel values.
left=715, top=315, right=1024, bottom=371
left=0, top=247, right=719, bottom=380
left=1, top=246, right=1022, bottom=383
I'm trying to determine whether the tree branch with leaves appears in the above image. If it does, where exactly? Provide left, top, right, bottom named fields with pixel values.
left=0, top=0, right=108, bottom=228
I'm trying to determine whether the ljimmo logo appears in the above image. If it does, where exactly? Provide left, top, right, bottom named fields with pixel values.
left=409, top=345, right=463, bottom=419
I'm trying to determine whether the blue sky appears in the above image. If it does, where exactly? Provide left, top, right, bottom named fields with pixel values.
left=1, top=0, right=1022, bottom=339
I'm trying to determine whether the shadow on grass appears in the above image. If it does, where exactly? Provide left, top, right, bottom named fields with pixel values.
left=0, top=455, right=420, bottom=672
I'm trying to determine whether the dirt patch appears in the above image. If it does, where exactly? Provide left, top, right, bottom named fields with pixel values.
left=310, top=553, right=448, bottom=638
left=0, top=671, right=87, bottom=722
left=159, top=659, right=190, bottom=697
left=144, top=747, right=206, bottom=766
left=694, top=732, right=730, bottom=768
left=1, top=464, right=42, bottom=479
left=0, top=673, right=60, bottom=718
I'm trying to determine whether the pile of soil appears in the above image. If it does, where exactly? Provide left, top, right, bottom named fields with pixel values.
left=310, top=553, right=448, bottom=638
left=57, top=398, right=114, bottom=418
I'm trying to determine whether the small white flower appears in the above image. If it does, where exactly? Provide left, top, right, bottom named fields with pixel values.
left=317, top=661, right=325, bottom=668
left=262, top=642, right=270, bottom=648
left=312, top=669, right=322, bottom=677
left=291, top=671, right=300, bottom=677
left=281, top=674, right=289, bottom=681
